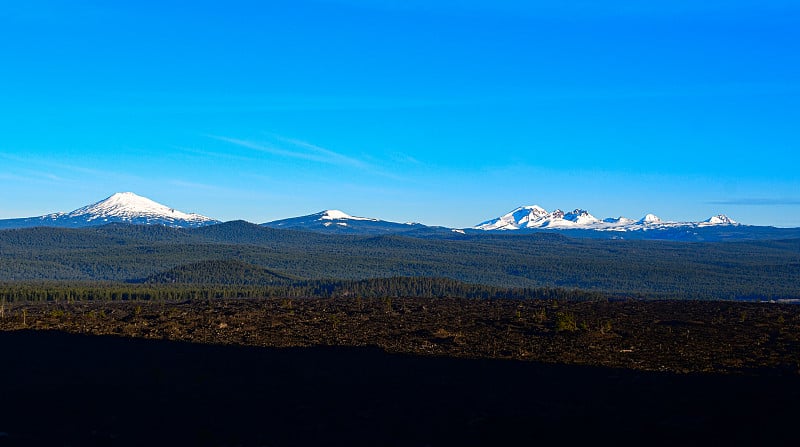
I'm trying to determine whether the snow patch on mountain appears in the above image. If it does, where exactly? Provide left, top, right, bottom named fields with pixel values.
left=317, top=210, right=377, bottom=221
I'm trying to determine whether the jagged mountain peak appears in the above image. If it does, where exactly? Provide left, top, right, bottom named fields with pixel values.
left=474, top=204, right=549, bottom=230
left=563, top=209, right=600, bottom=225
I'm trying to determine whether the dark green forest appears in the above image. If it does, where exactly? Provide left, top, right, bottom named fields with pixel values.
left=1, top=221, right=799, bottom=301
left=0, top=275, right=607, bottom=303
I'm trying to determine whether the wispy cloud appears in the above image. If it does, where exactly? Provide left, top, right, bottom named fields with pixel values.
left=209, top=134, right=370, bottom=170
left=0, top=152, right=144, bottom=182
left=271, top=134, right=370, bottom=169
left=0, top=169, right=63, bottom=184
left=0, top=173, right=29, bottom=182
left=208, top=134, right=410, bottom=181
left=709, top=198, right=800, bottom=206
left=19, top=169, right=65, bottom=182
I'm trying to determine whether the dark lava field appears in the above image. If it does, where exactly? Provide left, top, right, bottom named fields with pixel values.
left=1, top=298, right=799, bottom=446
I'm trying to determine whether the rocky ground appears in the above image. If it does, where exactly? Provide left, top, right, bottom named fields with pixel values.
left=1, top=297, right=799, bottom=374
left=1, top=297, right=799, bottom=446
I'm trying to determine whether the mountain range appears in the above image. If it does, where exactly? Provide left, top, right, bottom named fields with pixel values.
left=474, top=205, right=738, bottom=232
left=0, top=192, right=796, bottom=241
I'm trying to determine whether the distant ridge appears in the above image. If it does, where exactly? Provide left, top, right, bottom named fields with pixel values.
left=262, top=209, right=429, bottom=235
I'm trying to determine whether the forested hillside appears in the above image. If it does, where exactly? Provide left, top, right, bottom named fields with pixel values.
left=1, top=222, right=799, bottom=300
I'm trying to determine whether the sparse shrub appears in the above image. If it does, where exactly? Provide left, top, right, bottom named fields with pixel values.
left=555, top=312, right=577, bottom=332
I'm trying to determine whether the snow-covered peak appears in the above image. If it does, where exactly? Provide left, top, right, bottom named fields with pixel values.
left=316, top=210, right=377, bottom=221
left=702, top=214, right=738, bottom=225
left=639, top=214, right=663, bottom=224
left=475, top=205, right=550, bottom=230
left=521, top=205, right=548, bottom=215
left=475, top=205, right=589, bottom=230
left=563, top=209, right=600, bottom=225
left=67, top=192, right=216, bottom=226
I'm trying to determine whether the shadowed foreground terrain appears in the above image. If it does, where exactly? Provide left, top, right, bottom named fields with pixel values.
left=3, top=298, right=800, bottom=373
left=1, top=298, right=799, bottom=446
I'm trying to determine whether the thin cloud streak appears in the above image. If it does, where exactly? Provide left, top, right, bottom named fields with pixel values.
left=208, top=134, right=409, bottom=181
left=209, top=135, right=363, bottom=168
left=0, top=152, right=144, bottom=181
left=209, top=134, right=402, bottom=176
left=271, top=134, right=370, bottom=169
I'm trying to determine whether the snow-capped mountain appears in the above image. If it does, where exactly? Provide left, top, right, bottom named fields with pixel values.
left=638, top=214, right=663, bottom=224
left=263, top=209, right=430, bottom=235
left=475, top=205, right=548, bottom=230
left=474, top=205, right=738, bottom=233
left=475, top=206, right=602, bottom=230
left=701, top=214, right=738, bottom=226
left=0, top=192, right=219, bottom=229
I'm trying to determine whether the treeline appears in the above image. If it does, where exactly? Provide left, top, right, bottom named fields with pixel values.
left=0, top=277, right=608, bottom=303
left=303, top=277, right=607, bottom=301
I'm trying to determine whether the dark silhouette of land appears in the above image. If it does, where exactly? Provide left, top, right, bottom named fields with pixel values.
left=1, top=298, right=800, bottom=446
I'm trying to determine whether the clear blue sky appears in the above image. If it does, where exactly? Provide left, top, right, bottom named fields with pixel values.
left=1, top=0, right=799, bottom=227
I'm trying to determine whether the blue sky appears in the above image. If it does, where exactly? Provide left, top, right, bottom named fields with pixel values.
left=1, top=0, right=799, bottom=227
